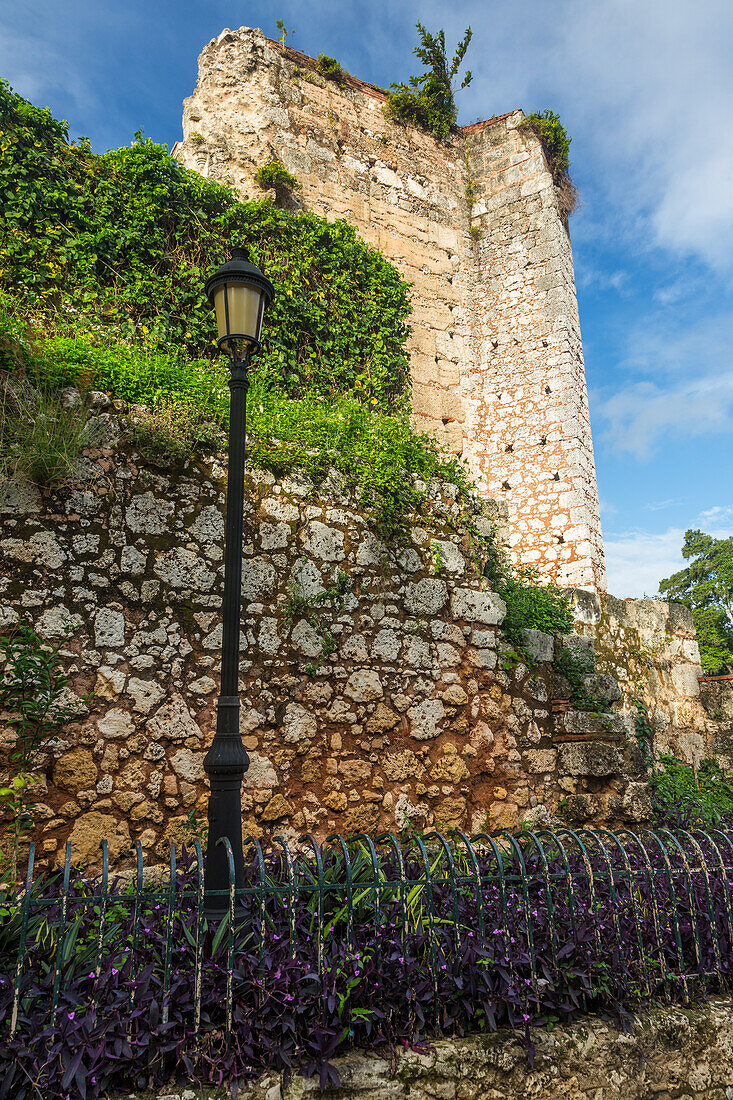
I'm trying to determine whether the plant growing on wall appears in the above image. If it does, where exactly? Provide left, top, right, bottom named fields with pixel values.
left=315, top=54, right=346, bottom=84
left=519, top=110, right=578, bottom=218
left=254, top=159, right=301, bottom=200
left=0, top=81, right=411, bottom=411
left=385, top=24, right=473, bottom=141
left=0, top=623, right=79, bottom=880
left=659, top=529, right=733, bottom=676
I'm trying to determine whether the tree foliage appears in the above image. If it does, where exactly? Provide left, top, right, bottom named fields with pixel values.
left=659, top=529, right=733, bottom=675
left=0, top=79, right=410, bottom=410
left=385, top=24, right=472, bottom=141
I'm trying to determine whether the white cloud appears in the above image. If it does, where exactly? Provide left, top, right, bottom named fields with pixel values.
left=598, top=372, right=733, bottom=457
left=699, top=505, right=733, bottom=528
left=604, top=526, right=685, bottom=598
left=605, top=509, right=733, bottom=597
left=643, top=499, right=683, bottom=512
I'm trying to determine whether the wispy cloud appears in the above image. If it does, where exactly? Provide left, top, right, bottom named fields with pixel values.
left=605, top=508, right=733, bottom=597
left=599, top=372, right=733, bottom=457
left=643, top=499, right=683, bottom=512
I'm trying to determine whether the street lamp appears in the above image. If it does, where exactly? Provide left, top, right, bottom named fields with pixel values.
left=203, top=247, right=274, bottom=915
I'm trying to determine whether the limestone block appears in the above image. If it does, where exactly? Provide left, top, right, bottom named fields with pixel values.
left=146, top=694, right=203, bottom=743
left=283, top=703, right=317, bottom=744
left=450, top=588, right=506, bottom=625
left=522, top=748, right=557, bottom=773
left=558, top=741, right=623, bottom=778
left=52, top=749, right=98, bottom=793
left=97, top=708, right=135, bottom=740
left=520, top=629, right=554, bottom=663
left=68, top=812, right=130, bottom=865
left=300, top=520, right=345, bottom=562
left=127, top=678, right=165, bottom=715
left=154, top=548, right=215, bottom=592
left=408, top=697, right=445, bottom=740
left=404, top=578, right=448, bottom=616
left=344, top=670, right=383, bottom=703
left=171, top=748, right=205, bottom=782
left=126, top=491, right=174, bottom=535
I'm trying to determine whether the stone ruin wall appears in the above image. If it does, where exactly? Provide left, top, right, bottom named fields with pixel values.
left=570, top=589, right=715, bottom=773
left=0, top=404, right=667, bottom=870
left=171, top=26, right=606, bottom=593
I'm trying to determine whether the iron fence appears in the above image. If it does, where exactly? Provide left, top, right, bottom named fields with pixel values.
left=2, top=825, right=733, bottom=1094
left=6, top=826, right=733, bottom=1035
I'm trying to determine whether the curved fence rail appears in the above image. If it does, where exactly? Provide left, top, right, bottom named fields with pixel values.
left=3, top=827, right=733, bottom=1084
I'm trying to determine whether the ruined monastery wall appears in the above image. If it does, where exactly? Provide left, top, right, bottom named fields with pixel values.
left=1, top=407, right=645, bottom=869
left=172, top=27, right=606, bottom=592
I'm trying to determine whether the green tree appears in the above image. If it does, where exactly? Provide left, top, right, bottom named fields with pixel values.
left=659, top=529, right=733, bottom=675
left=385, top=24, right=473, bottom=141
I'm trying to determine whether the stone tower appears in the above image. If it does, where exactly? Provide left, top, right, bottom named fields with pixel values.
left=173, top=27, right=606, bottom=592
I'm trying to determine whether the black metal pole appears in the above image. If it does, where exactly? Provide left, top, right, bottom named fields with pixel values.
left=203, top=347, right=251, bottom=915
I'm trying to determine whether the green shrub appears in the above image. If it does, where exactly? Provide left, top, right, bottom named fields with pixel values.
left=253, top=160, right=300, bottom=193
left=650, top=755, right=733, bottom=828
left=482, top=546, right=574, bottom=651
left=385, top=24, right=472, bottom=141
left=519, top=110, right=578, bottom=217
left=315, top=54, right=346, bottom=84
left=0, top=80, right=410, bottom=411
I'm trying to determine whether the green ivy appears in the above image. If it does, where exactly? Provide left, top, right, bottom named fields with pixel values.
left=0, top=80, right=410, bottom=411
left=315, top=54, right=346, bottom=84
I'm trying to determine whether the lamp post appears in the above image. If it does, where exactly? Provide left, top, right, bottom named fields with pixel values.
left=203, top=247, right=274, bottom=915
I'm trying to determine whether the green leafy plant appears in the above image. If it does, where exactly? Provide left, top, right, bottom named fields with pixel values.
left=552, top=645, right=610, bottom=713
left=253, top=159, right=301, bottom=195
left=275, top=19, right=294, bottom=45
left=519, top=110, right=578, bottom=218
left=650, top=755, right=733, bottom=828
left=315, top=54, right=346, bottom=85
left=190, top=131, right=204, bottom=145
left=283, top=565, right=351, bottom=672
left=0, top=623, right=80, bottom=880
left=385, top=23, right=473, bottom=141
left=0, top=371, right=88, bottom=485
left=632, top=694, right=654, bottom=765
left=660, top=529, right=733, bottom=676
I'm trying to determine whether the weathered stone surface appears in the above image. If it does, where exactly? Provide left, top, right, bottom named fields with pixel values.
left=450, top=588, right=506, bottom=625
left=260, top=795, right=293, bottom=822
left=521, top=629, right=554, bottom=663
left=146, top=694, right=203, bottom=743
left=53, top=748, right=97, bottom=793
left=171, top=749, right=205, bottom=782
left=408, top=698, right=445, bottom=740
left=558, top=742, right=624, bottom=778
left=404, top=578, right=448, bottom=616
left=68, top=812, right=130, bottom=865
left=344, top=670, right=383, bottom=703
left=282, top=703, right=317, bottom=744
left=97, top=708, right=135, bottom=740
left=95, top=608, right=125, bottom=648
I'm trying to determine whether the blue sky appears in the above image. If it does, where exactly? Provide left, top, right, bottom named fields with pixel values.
left=2, top=0, right=732, bottom=597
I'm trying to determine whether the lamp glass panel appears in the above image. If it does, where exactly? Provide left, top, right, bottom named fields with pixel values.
left=213, top=282, right=263, bottom=343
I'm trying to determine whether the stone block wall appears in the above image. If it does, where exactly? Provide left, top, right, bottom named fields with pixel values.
left=171, top=26, right=606, bottom=592
left=570, top=589, right=716, bottom=766
left=0, top=407, right=552, bottom=867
